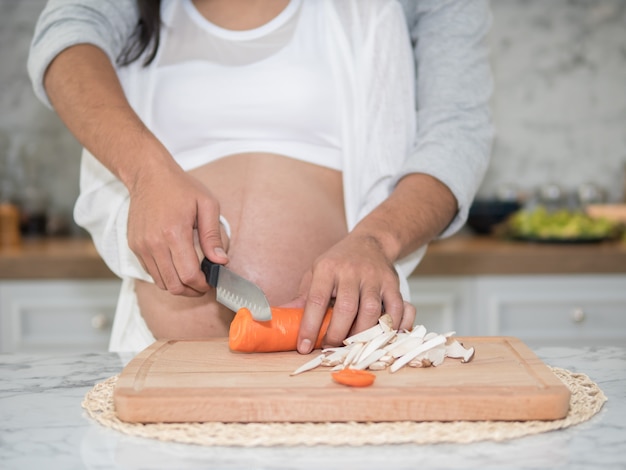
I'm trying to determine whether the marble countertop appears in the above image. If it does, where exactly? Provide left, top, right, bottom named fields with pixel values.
left=1, top=346, right=625, bottom=470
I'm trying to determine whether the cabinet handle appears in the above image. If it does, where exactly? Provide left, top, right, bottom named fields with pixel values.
left=91, top=313, right=110, bottom=330
left=571, top=308, right=586, bottom=324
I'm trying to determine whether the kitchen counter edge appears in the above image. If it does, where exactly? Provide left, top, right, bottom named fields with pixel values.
left=2, top=234, right=626, bottom=279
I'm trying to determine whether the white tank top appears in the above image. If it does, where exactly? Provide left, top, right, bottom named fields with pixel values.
left=151, top=0, right=342, bottom=171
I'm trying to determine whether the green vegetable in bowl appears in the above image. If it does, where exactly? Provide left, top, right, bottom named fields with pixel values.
left=506, top=206, right=617, bottom=240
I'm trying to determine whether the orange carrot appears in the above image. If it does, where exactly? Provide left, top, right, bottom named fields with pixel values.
left=229, top=307, right=333, bottom=353
left=331, top=369, right=376, bottom=387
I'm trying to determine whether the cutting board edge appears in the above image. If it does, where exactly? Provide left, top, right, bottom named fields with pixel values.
left=114, top=387, right=571, bottom=423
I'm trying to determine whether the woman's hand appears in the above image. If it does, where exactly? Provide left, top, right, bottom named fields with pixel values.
left=293, top=233, right=416, bottom=354
left=127, top=163, right=229, bottom=297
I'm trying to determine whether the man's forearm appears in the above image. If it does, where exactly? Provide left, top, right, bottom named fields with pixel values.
left=44, top=44, right=178, bottom=191
left=350, top=173, right=457, bottom=263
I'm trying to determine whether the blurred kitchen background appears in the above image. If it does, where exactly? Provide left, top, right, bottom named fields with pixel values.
left=1, top=0, right=625, bottom=235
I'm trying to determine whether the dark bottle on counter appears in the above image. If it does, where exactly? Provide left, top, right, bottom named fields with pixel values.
left=17, top=161, right=48, bottom=237
left=18, top=188, right=48, bottom=237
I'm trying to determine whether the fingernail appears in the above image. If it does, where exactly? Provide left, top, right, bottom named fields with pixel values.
left=215, top=247, right=228, bottom=259
left=299, top=338, right=312, bottom=354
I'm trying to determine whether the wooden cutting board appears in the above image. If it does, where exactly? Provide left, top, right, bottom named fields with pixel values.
left=114, top=337, right=571, bottom=423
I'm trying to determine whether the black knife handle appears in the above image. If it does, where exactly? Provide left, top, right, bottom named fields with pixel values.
left=201, top=257, right=220, bottom=287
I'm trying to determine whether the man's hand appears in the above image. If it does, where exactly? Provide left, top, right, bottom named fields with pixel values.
left=294, top=233, right=416, bottom=354
left=292, top=173, right=457, bottom=354
left=127, top=164, right=228, bottom=297
left=43, top=44, right=229, bottom=296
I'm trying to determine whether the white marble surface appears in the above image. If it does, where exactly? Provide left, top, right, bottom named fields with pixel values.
left=484, top=0, right=626, bottom=202
left=0, top=346, right=625, bottom=470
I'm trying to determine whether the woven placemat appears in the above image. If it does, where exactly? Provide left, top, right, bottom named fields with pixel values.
left=82, top=367, right=606, bottom=446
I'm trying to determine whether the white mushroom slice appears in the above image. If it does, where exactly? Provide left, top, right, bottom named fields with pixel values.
left=409, top=325, right=427, bottom=339
left=353, top=349, right=387, bottom=370
left=379, top=354, right=395, bottom=365
left=378, top=313, right=394, bottom=333
left=408, top=356, right=431, bottom=368
left=322, top=347, right=351, bottom=365
left=423, top=332, right=439, bottom=341
left=425, top=345, right=446, bottom=367
left=343, top=324, right=383, bottom=345
left=462, top=347, right=475, bottom=363
left=322, top=357, right=343, bottom=367
left=343, top=342, right=365, bottom=366
left=367, top=361, right=388, bottom=371
left=355, top=330, right=396, bottom=365
left=290, top=353, right=325, bottom=376
left=444, top=340, right=476, bottom=363
left=387, top=337, right=425, bottom=358
left=390, top=335, right=446, bottom=373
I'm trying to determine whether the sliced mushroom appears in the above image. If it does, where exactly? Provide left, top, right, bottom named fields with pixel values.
left=425, top=344, right=445, bottom=367
left=389, top=335, right=447, bottom=373
left=408, top=356, right=432, bottom=368
left=353, top=349, right=387, bottom=371
left=291, top=353, right=325, bottom=375
left=343, top=342, right=365, bottom=367
left=409, top=325, right=427, bottom=339
left=387, top=336, right=425, bottom=358
left=355, top=330, right=396, bottom=364
left=291, top=317, right=475, bottom=376
left=368, top=361, right=388, bottom=371
left=445, top=339, right=476, bottom=363
left=343, top=324, right=382, bottom=345
left=378, top=313, right=394, bottom=332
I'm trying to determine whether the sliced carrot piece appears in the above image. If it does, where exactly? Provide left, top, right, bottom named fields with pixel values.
left=331, top=368, right=376, bottom=387
left=229, top=307, right=332, bottom=353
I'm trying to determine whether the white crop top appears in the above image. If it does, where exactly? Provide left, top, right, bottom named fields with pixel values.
left=150, top=0, right=342, bottom=172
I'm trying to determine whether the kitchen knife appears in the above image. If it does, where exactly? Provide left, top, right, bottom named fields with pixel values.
left=201, top=257, right=272, bottom=321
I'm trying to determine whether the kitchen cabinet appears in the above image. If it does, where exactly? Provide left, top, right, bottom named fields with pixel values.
left=409, top=274, right=626, bottom=348
left=406, top=277, right=473, bottom=334
left=474, top=275, right=626, bottom=347
left=2, top=275, right=624, bottom=353
left=2, top=237, right=625, bottom=351
left=0, top=280, right=121, bottom=353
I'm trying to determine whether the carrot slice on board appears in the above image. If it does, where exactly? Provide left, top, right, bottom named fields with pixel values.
left=331, top=368, right=376, bottom=387
left=229, top=307, right=332, bottom=353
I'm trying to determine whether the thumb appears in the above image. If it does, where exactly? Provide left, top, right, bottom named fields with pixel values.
left=197, top=211, right=229, bottom=264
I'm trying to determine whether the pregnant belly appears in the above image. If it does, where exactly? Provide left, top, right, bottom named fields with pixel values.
left=189, top=152, right=347, bottom=305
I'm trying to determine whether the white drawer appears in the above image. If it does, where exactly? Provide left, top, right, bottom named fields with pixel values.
left=475, top=275, right=626, bottom=347
left=0, top=280, right=121, bottom=352
left=408, top=277, right=473, bottom=335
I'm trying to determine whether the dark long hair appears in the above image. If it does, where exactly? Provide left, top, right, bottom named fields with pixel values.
left=117, top=0, right=162, bottom=66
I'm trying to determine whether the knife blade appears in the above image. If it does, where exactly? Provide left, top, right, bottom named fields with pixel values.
left=200, top=257, right=272, bottom=321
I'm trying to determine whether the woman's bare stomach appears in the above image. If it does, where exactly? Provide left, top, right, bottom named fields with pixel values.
left=136, top=153, right=347, bottom=339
